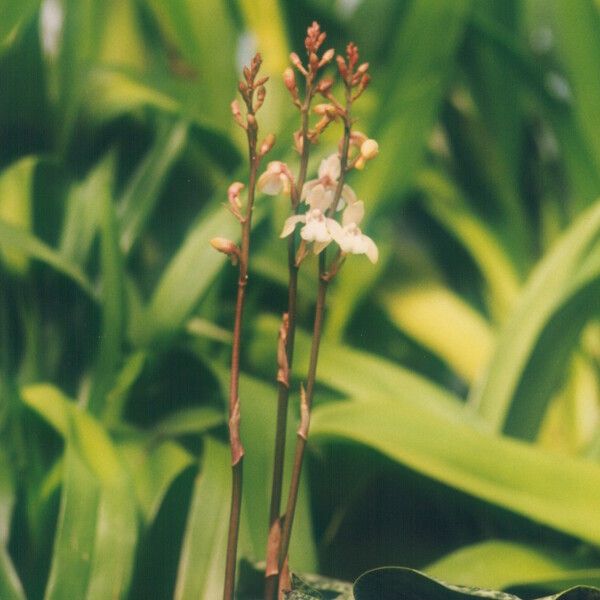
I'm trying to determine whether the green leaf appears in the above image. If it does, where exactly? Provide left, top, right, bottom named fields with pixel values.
left=426, top=540, right=600, bottom=593
left=88, top=158, right=125, bottom=416
left=553, top=0, right=600, bottom=179
left=469, top=199, right=600, bottom=436
left=0, top=446, right=26, bottom=600
left=0, top=157, right=36, bottom=274
left=310, top=397, right=600, bottom=546
left=138, top=202, right=266, bottom=345
left=118, top=119, right=189, bottom=254
left=254, top=315, right=472, bottom=425
left=354, top=567, right=600, bottom=600
left=173, top=437, right=230, bottom=600
left=0, top=0, right=39, bottom=54
left=23, top=386, right=139, bottom=600
left=237, top=373, right=317, bottom=572
left=144, top=0, right=237, bottom=127
left=381, top=283, right=493, bottom=384
left=59, top=153, right=114, bottom=267
left=0, top=218, right=93, bottom=296
left=152, top=406, right=224, bottom=439
left=118, top=435, right=193, bottom=526
left=417, top=169, right=521, bottom=320
left=326, top=0, right=472, bottom=339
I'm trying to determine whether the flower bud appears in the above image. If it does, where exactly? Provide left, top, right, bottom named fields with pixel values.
left=259, top=133, right=276, bottom=156
left=319, top=48, right=335, bottom=67
left=255, top=85, right=266, bottom=111
left=316, top=77, right=334, bottom=95
left=210, top=237, right=240, bottom=263
left=336, top=55, right=347, bottom=78
left=283, top=67, right=296, bottom=91
left=290, top=52, right=307, bottom=75
left=228, top=181, right=245, bottom=207
left=357, top=62, right=369, bottom=75
left=360, top=139, right=379, bottom=160
left=313, top=103, right=335, bottom=116
left=230, top=99, right=245, bottom=129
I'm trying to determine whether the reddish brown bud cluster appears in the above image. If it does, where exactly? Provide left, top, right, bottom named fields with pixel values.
left=305, top=21, right=326, bottom=54
left=336, top=42, right=371, bottom=100
left=233, top=53, right=271, bottom=133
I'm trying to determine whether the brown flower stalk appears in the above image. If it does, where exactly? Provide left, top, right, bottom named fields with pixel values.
left=219, top=53, right=273, bottom=600
left=264, top=22, right=335, bottom=600
left=276, top=42, right=371, bottom=598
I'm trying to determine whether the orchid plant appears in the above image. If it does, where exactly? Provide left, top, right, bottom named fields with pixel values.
left=212, top=22, right=379, bottom=600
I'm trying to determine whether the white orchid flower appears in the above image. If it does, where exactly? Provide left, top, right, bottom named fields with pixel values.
left=280, top=184, right=338, bottom=254
left=301, top=153, right=357, bottom=211
left=328, top=200, right=379, bottom=263
left=257, top=161, right=292, bottom=195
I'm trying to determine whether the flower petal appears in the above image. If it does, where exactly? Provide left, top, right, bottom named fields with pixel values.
left=280, top=215, right=305, bottom=238
left=301, top=179, right=318, bottom=202
left=313, top=240, right=331, bottom=254
left=343, top=200, right=365, bottom=226
left=318, top=154, right=341, bottom=180
left=341, top=184, right=357, bottom=209
left=364, top=235, right=379, bottom=263
left=326, top=219, right=344, bottom=245
left=258, top=172, right=283, bottom=195
left=307, top=184, right=330, bottom=212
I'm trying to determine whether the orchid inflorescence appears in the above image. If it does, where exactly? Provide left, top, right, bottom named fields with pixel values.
left=211, top=21, right=379, bottom=600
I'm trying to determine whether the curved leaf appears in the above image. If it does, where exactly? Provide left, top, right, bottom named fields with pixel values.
left=381, top=283, right=493, bottom=383
left=310, top=397, right=600, bottom=546
left=22, top=386, right=139, bottom=600
left=138, top=202, right=266, bottom=345
left=0, top=218, right=93, bottom=296
left=426, top=540, right=600, bottom=592
left=0, top=446, right=25, bottom=600
left=353, top=567, right=600, bottom=600
left=469, top=199, right=600, bottom=434
left=174, top=437, right=230, bottom=600
left=0, top=157, right=35, bottom=274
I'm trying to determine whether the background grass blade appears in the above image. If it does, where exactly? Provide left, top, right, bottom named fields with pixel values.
left=22, top=385, right=138, bottom=600
left=0, top=218, right=93, bottom=296
left=469, top=199, right=600, bottom=433
left=0, top=446, right=26, bottom=600
left=118, top=118, right=189, bottom=254
left=138, top=201, right=266, bottom=345
left=174, top=437, right=230, bottom=600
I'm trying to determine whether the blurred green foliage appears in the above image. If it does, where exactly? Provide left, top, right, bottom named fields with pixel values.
left=1, top=0, right=600, bottom=598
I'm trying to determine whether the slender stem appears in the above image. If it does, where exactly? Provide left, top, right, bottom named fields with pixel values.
left=277, top=83, right=354, bottom=590
left=223, top=109, right=259, bottom=600
left=278, top=256, right=328, bottom=570
left=264, top=81, right=314, bottom=600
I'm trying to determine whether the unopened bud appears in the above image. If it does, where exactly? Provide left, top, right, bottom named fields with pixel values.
left=357, top=62, right=369, bottom=75
left=336, top=55, right=347, bottom=77
left=230, top=99, right=245, bottom=128
left=319, top=48, right=335, bottom=67
left=360, top=139, right=379, bottom=160
left=255, top=85, right=266, bottom=111
left=246, top=113, right=257, bottom=129
left=259, top=133, right=276, bottom=156
left=316, top=77, right=334, bottom=95
left=290, top=52, right=307, bottom=75
left=210, top=237, right=240, bottom=264
left=293, top=130, right=303, bottom=154
left=309, top=52, right=319, bottom=70
left=283, top=67, right=296, bottom=90
left=228, top=181, right=244, bottom=207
